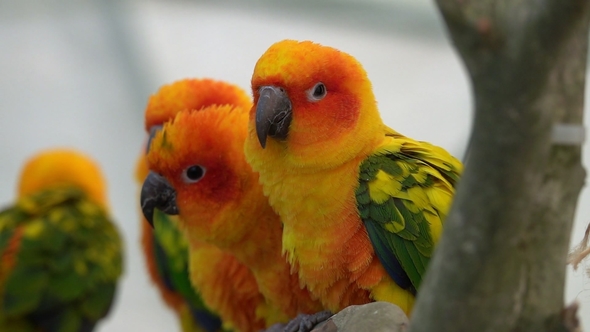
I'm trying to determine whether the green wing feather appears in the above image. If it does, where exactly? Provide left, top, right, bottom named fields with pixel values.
left=0, top=187, right=123, bottom=332
left=356, top=131, right=462, bottom=292
left=152, top=210, right=206, bottom=308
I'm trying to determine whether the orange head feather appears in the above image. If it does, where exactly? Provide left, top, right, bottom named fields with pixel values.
left=18, top=148, right=108, bottom=209
left=141, top=78, right=252, bottom=183
left=147, top=105, right=258, bottom=245
left=135, top=151, right=150, bottom=184
left=248, top=40, right=386, bottom=169
left=145, top=78, right=252, bottom=131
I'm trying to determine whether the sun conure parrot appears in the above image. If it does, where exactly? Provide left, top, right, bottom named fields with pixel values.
left=141, top=104, right=325, bottom=329
left=0, top=149, right=123, bottom=332
left=136, top=156, right=228, bottom=332
left=243, top=40, right=463, bottom=316
left=138, top=78, right=267, bottom=332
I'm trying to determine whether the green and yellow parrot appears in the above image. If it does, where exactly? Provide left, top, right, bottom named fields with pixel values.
left=244, top=40, right=463, bottom=316
left=0, top=149, right=123, bottom=332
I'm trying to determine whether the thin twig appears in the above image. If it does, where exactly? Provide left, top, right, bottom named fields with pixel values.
left=568, top=222, right=590, bottom=270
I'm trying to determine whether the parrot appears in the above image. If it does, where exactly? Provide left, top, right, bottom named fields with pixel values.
left=243, top=40, right=463, bottom=316
left=136, top=157, right=226, bottom=332
left=0, top=149, right=123, bottom=332
left=141, top=104, right=325, bottom=330
left=137, top=78, right=268, bottom=332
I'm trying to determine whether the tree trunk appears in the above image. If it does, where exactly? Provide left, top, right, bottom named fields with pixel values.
left=409, top=1, right=590, bottom=331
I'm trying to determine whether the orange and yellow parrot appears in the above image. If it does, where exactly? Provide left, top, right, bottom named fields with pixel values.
left=136, top=157, right=229, bottom=332
left=141, top=104, right=325, bottom=330
left=137, top=78, right=266, bottom=332
left=0, top=149, right=123, bottom=332
left=243, top=40, right=463, bottom=316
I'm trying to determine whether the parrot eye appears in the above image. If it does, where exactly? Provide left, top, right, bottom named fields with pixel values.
left=182, top=165, right=206, bottom=183
left=307, top=82, right=327, bottom=102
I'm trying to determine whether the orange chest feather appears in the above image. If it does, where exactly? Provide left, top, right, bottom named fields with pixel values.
left=189, top=241, right=267, bottom=332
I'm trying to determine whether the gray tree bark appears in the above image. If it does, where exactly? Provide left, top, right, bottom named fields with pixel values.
left=409, top=1, right=590, bottom=331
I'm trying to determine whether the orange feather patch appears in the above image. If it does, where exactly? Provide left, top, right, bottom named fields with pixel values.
left=145, top=78, right=251, bottom=131
left=0, top=226, right=24, bottom=287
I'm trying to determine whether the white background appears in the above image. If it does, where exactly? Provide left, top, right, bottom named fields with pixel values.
left=0, top=0, right=588, bottom=330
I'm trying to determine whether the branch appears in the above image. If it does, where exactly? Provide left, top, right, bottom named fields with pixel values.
left=568, top=222, right=590, bottom=271
left=409, top=1, right=590, bottom=331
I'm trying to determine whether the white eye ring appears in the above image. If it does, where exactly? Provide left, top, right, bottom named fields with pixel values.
left=182, top=165, right=206, bottom=183
left=306, top=82, right=327, bottom=102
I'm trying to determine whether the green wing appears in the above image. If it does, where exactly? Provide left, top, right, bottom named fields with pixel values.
left=0, top=187, right=123, bottom=332
left=152, top=210, right=225, bottom=332
left=356, top=132, right=462, bottom=293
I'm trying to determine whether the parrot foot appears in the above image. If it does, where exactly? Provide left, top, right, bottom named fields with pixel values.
left=282, top=311, right=333, bottom=332
left=261, top=323, right=287, bottom=332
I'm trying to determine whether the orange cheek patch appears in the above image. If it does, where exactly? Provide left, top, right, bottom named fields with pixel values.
left=173, top=160, right=240, bottom=214
left=290, top=93, right=360, bottom=146
left=174, top=185, right=218, bottom=234
left=200, top=169, right=240, bottom=203
left=331, top=93, right=360, bottom=129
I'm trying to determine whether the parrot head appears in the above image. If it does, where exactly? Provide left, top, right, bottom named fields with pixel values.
left=145, top=78, right=251, bottom=131
left=140, top=78, right=252, bottom=183
left=18, top=148, right=108, bottom=208
left=249, top=40, right=385, bottom=168
left=141, top=105, right=253, bottom=240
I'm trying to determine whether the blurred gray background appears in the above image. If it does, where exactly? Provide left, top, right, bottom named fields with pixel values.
left=0, top=0, right=588, bottom=330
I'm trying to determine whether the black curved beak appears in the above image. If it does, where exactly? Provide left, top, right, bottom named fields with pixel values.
left=255, top=86, right=292, bottom=148
left=140, top=171, right=179, bottom=228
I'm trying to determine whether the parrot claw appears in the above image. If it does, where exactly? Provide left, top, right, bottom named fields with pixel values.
left=282, top=311, right=333, bottom=332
